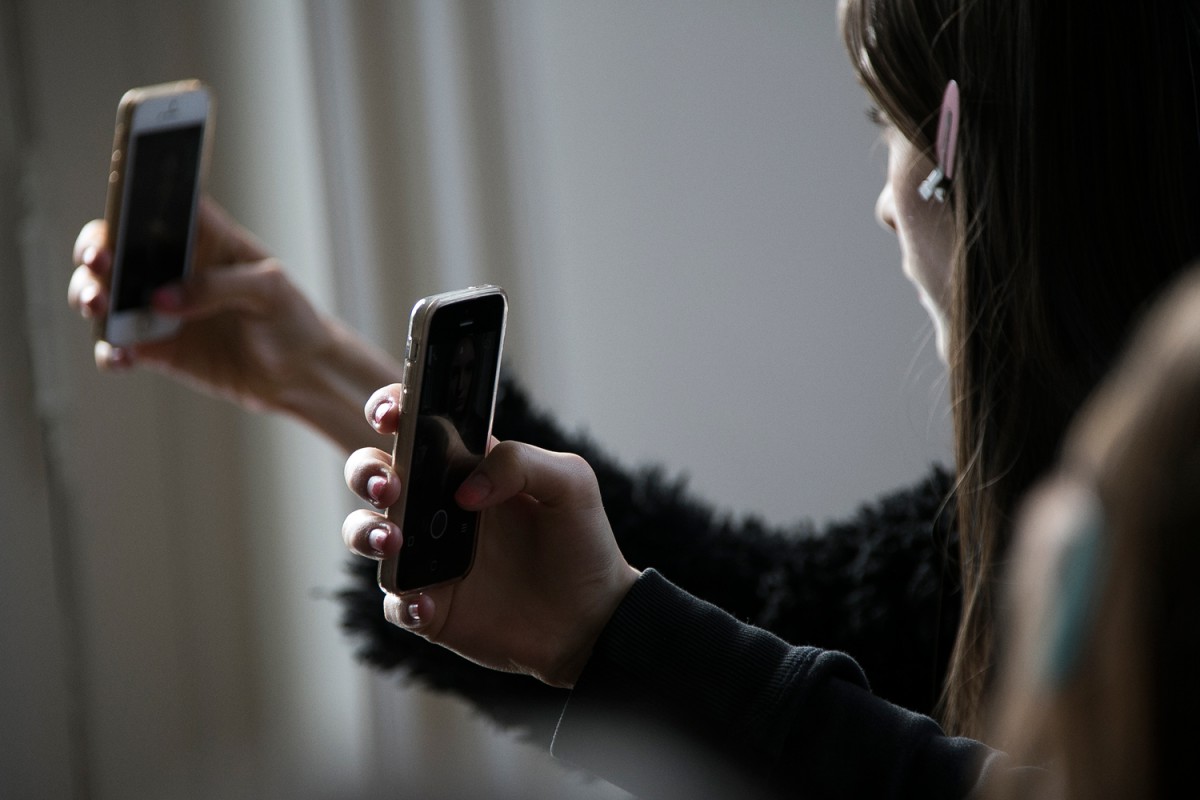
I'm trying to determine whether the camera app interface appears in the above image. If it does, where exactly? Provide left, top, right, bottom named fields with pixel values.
left=398, top=295, right=504, bottom=588
left=113, top=124, right=203, bottom=312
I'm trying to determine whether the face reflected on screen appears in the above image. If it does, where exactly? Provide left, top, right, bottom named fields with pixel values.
left=447, top=335, right=477, bottom=419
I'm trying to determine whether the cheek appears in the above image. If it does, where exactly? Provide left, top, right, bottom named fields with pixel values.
left=893, top=165, right=955, bottom=301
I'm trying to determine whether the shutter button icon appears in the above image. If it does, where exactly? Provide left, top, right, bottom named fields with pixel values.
left=429, top=509, right=448, bottom=539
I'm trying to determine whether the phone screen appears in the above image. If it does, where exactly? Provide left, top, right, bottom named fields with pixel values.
left=112, top=124, right=203, bottom=312
left=395, top=294, right=505, bottom=590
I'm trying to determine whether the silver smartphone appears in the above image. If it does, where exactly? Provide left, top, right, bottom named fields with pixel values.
left=378, top=285, right=508, bottom=594
left=102, top=80, right=213, bottom=347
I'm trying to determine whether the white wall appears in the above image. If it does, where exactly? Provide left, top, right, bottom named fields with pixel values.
left=503, top=1, right=952, bottom=527
left=1, top=1, right=951, bottom=798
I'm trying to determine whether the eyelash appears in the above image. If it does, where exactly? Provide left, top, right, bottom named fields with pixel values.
left=865, top=105, right=887, bottom=127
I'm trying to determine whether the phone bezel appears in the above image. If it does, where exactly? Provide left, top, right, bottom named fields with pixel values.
left=104, top=81, right=212, bottom=347
left=377, top=285, right=508, bottom=595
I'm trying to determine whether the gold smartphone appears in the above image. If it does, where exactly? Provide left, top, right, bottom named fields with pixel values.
left=378, top=286, right=509, bottom=594
left=102, top=79, right=213, bottom=347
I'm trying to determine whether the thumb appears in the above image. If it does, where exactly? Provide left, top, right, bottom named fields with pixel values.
left=161, top=258, right=286, bottom=319
left=455, top=441, right=602, bottom=511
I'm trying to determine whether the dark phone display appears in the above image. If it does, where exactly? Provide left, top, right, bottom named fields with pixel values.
left=395, top=295, right=505, bottom=590
left=113, top=124, right=203, bottom=312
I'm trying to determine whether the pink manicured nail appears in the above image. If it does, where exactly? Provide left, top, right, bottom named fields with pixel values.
left=406, top=601, right=422, bottom=625
left=79, top=284, right=99, bottom=317
left=81, top=245, right=98, bottom=267
left=152, top=285, right=185, bottom=311
left=109, top=347, right=133, bottom=368
left=456, top=472, right=492, bottom=506
left=372, top=399, right=395, bottom=428
left=367, top=475, right=388, bottom=505
left=369, top=526, right=390, bottom=554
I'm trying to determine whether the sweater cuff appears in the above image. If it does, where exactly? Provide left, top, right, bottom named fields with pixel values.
left=551, top=569, right=868, bottom=797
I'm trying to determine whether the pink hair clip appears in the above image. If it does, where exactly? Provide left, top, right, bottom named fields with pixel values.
left=919, top=79, right=960, bottom=203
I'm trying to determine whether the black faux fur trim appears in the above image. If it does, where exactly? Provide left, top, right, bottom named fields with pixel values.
left=338, top=375, right=960, bottom=745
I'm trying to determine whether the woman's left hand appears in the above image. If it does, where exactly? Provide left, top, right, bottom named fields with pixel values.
left=342, top=384, right=641, bottom=688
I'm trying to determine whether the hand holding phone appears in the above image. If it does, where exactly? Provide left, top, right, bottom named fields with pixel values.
left=345, top=312, right=642, bottom=685
left=378, top=286, right=509, bottom=593
left=101, top=80, right=213, bottom=347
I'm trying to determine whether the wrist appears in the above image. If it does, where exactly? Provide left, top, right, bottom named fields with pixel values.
left=551, top=564, right=643, bottom=689
left=274, top=316, right=402, bottom=453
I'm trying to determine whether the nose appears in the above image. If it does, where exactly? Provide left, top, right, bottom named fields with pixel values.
left=875, top=182, right=897, bottom=233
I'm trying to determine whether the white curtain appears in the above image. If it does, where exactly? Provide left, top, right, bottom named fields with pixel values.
left=2, top=1, right=950, bottom=798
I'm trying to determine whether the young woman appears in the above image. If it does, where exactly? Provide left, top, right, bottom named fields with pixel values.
left=339, top=0, right=1200, bottom=792
left=69, top=0, right=1200, bottom=794
left=988, top=264, right=1200, bottom=800
left=338, top=0, right=1200, bottom=786
left=841, top=0, right=1200, bottom=735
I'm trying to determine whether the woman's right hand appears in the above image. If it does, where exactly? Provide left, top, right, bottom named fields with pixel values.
left=68, top=198, right=402, bottom=451
left=342, top=384, right=642, bottom=689
left=68, top=197, right=338, bottom=411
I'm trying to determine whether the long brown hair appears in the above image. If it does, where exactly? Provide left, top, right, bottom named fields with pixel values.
left=841, top=0, right=1200, bottom=737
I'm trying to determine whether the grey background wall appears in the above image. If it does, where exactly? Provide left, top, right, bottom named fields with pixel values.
left=1, top=1, right=951, bottom=798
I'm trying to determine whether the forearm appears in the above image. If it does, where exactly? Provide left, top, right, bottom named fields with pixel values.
left=553, top=570, right=993, bottom=799
left=274, top=315, right=402, bottom=453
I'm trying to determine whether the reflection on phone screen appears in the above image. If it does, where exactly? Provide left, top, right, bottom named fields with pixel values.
left=113, top=124, right=203, bottom=311
left=395, top=297, right=504, bottom=589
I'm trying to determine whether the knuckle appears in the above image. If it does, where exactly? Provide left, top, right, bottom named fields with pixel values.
left=550, top=450, right=596, bottom=487
left=488, top=439, right=526, bottom=472
left=557, top=451, right=594, bottom=477
left=73, top=220, right=105, bottom=260
left=342, top=509, right=379, bottom=548
left=258, top=258, right=287, bottom=290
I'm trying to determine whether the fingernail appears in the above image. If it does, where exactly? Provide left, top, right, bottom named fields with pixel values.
left=457, top=472, right=492, bottom=506
left=79, top=284, right=99, bottom=317
left=81, top=245, right=97, bottom=267
left=109, top=347, right=133, bottom=369
left=369, top=526, right=390, bottom=554
left=406, top=601, right=422, bottom=625
left=367, top=475, right=388, bottom=505
left=371, top=398, right=395, bottom=428
left=92, top=247, right=111, bottom=273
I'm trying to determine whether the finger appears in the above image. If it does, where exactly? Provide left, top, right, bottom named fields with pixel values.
left=344, top=447, right=401, bottom=508
left=364, top=384, right=405, bottom=434
left=73, top=220, right=111, bottom=276
left=342, top=508, right=402, bottom=559
left=94, top=339, right=135, bottom=372
left=383, top=591, right=434, bottom=631
left=68, top=265, right=108, bottom=319
left=455, top=441, right=601, bottom=511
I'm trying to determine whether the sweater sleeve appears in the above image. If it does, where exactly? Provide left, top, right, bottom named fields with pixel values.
left=337, top=374, right=961, bottom=743
left=552, top=570, right=991, bottom=800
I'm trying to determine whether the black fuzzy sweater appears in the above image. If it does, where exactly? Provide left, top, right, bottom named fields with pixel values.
left=338, top=377, right=961, bottom=746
